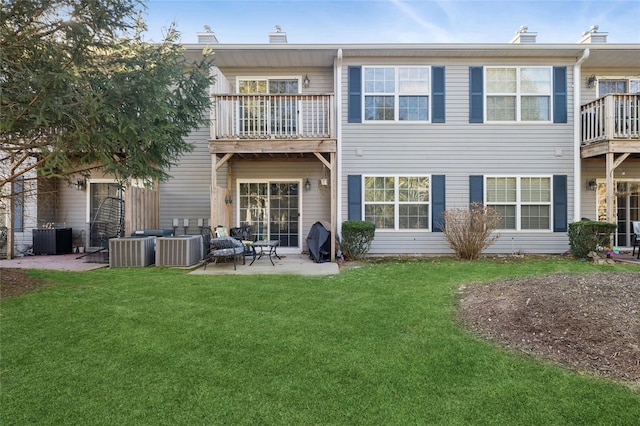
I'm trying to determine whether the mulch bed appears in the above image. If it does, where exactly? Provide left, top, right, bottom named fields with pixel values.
left=458, top=271, right=640, bottom=386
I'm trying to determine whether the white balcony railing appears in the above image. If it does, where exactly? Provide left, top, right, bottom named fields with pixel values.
left=581, top=94, right=640, bottom=144
left=212, top=94, right=334, bottom=140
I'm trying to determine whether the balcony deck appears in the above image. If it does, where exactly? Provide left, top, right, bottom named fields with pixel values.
left=210, top=94, right=336, bottom=158
left=581, top=94, right=640, bottom=158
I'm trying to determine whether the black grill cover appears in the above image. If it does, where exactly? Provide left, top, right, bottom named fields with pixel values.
left=307, top=221, right=331, bottom=263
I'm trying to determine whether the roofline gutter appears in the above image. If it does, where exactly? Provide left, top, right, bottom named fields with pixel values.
left=573, top=48, right=590, bottom=223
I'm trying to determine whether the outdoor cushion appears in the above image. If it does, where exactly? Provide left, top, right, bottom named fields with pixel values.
left=210, top=236, right=243, bottom=249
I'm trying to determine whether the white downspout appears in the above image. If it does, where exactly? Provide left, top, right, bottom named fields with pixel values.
left=573, top=48, right=590, bottom=223
left=335, top=49, right=343, bottom=244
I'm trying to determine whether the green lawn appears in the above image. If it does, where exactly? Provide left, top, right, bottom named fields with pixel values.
left=2, top=258, right=639, bottom=425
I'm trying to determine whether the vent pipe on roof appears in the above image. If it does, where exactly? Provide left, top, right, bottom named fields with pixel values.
left=197, top=25, right=219, bottom=44
left=510, top=25, right=537, bottom=44
left=579, top=25, right=608, bottom=44
left=269, top=25, right=288, bottom=44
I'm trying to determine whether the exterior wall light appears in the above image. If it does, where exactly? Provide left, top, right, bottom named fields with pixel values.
left=303, top=74, right=310, bottom=88
left=587, top=75, right=597, bottom=88
left=304, top=178, right=311, bottom=191
left=587, top=179, right=597, bottom=191
left=75, top=179, right=86, bottom=190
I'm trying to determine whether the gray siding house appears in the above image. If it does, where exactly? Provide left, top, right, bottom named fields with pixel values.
left=7, top=27, right=639, bottom=259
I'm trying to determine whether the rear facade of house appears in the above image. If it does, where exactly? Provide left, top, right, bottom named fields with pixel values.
left=6, top=27, right=639, bottom=259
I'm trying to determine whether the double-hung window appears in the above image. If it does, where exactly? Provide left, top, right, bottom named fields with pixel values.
left=364, top=176, right=430, bottom=230
left=486, top=67, right=552, bottom=122
left=486, top=176, right=552, bottom=230
left=364, top=67, right=430, bottom=121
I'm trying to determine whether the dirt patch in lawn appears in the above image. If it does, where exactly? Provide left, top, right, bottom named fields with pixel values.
left=0, top=268, right=53, bottom=299
left=458, top=272, right=640, bottom=386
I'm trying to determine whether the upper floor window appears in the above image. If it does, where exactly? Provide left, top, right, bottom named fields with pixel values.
left=364, top=176, right=430, bottom=230
left=363, top=67, right=430, bottom=122
left=598, top=78, right=640, bottom=96
left=238, top=78, right=299, bottom=94
left=486, top=67, right=552, bottom=122
left=486, top=176, right=551, bottom=230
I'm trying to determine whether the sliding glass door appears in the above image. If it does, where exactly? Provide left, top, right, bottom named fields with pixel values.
left=238, top=181, right=300, bottom=247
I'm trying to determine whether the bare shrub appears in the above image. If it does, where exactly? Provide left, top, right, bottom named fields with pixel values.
left=439, top=203, right=501, bottom=260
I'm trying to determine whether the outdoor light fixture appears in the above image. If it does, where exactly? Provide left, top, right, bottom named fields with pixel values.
left=587, top=179, right=597, bottom=191
left=224, top=195, right=233, bottom=204
left=304, top=178, right=311, bottom=191
left=587, top=75, right=597, bottom=88
left=75, top=179, right=86, bottom=190
left=303, top=74, right=310, bottom=88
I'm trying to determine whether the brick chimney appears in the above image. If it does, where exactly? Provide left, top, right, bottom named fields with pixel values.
left=268, top=25, right=288, bottom=44
left=579, top=25, right=608, bottom=44
left=510, top=26, right=537, bottom=44
left=197, top=26, right=219, bottom=44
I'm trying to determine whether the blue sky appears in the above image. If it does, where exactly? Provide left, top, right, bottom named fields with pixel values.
left=141, top=0, right=640, bottom=44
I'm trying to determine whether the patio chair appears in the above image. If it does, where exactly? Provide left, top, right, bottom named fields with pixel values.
left=200, top=226, right=212, bottom=260
left=632, top=221, right=640, bottom=258
left=203, top=236, right=245, bottom=270
left=230, top=225, right=255, bottom=257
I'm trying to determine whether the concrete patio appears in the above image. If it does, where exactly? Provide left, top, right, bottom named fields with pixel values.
left=0, top=252, right=340, bottom=275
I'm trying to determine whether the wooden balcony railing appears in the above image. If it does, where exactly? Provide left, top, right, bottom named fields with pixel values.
left=212, top=94, right=334, bottom=140
left=581, top=94, right=640, bottom=145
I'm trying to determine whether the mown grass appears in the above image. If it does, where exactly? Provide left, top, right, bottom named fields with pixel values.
left=1, top=257, right=639, bottom=425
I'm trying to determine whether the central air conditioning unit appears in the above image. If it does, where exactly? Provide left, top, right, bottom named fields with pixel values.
left=109, top=237, right=156, bottom=267
left=155, top=235, right=203, bottom=267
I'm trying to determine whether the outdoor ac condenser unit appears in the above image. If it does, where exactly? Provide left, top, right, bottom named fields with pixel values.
left=155, top=235, right=203, bottom=267
left=109, top=237, right=156, bottom=267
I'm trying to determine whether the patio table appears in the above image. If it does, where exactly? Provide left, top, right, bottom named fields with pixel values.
left=249, top=240, right=281, bottom=266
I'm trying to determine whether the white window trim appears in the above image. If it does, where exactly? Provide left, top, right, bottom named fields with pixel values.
left=485, top=175, right=553, bottom=232
left=484, top=66, right=553, bottom=123
left=362, top=175, right=431, bottom=232
left=362, top=66, right=431, bottom=123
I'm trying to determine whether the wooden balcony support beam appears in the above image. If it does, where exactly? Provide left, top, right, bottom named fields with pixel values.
left=211, top=139, right=336, bottom=154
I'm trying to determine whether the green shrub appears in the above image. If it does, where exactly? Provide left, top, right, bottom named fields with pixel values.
left=341, top=220, right=375, bottom=260
left=568, top=220, right=617, bottom=258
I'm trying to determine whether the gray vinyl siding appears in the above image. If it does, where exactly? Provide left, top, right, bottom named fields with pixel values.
left=159, top=121, right=213, bottom=231
left=340, top=58, right=576, bottom=254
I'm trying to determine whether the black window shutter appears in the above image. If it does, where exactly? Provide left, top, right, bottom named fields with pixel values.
left=469, top=67, right=483, bottom=123
left=431, top=175, right=446, bottom=232
left=553, top=67, right=567, bottom=123
left=469, top=175, right=484, bottom=204
left=347, top=175, right=362, bottom=220
left=348, top=66, right=362, bottom=123
left=432, top=66, right=445, bottom=123
left=553, top=175, right=568, bottom=232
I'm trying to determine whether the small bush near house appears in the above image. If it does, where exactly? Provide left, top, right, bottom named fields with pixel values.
left=440, top=203, right=501, bottom=260
left=568, top=220, right=617, bottom=258
left=341, top=220, right=375, bottom=260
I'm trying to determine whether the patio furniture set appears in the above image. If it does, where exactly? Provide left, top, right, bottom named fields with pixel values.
left=202, top=225, right=281, bottom=270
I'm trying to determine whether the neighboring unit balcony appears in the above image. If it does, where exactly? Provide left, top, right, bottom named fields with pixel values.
left=211, top=94, right=336, bottom=155
left=581, top=94, right=640, bottom=157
